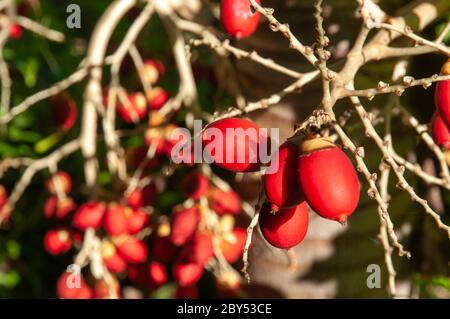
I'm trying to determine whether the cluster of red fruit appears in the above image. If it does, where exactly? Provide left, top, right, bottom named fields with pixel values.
left=221, top=0, right=261, bottom=39
left=431, top=59, right=450, bottom=153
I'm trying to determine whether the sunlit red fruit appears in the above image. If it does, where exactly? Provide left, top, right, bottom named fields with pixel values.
left=221, top=0, right=261, bottom=39
left=72, top=201, right=106, bottom=230
left=103, top=204, right=129, bottom=236
left=259, top=202, right=309, bottom=249
left=44, top=196, right=77, bottom=219
left=182, top=232, right=214, bottom=266
left=219, top=227, right=247, bottom=263
left=202, top=118, right=269, bottom=172
left=45, top=171, right=72, bottom=195
left=57, top=272, right=93, bottom=299
left=182, top=171, right=209, bottom=200
left=101, top=241, right=127, bottom=273
left=173, top=257, right=204, bottom=286
left=297, top=138, right=360, bottom=223
left=117, top=92, right=147, bottom=123
left=207, top=187, right=241, bottom=215
left=264, top=141, right=303, bottom=211
left=435, top=59, right=450, bottom=127
left=126, top=183, right=156, bottom=210
left=170, top=206, right=200, bottom=246
left=51, top=94, right=78, bottom=132
left=147, top=87, right=170, bottom=110
left=115, top=236, right=148, bottom=263
left=147, top=262, right=168, bottom=288
left=0, top=185, right=10, bottom=220
left=44, top=229, right=72, bottom=255
left=126, top=208, right=150, bottom=234
left=142, top=59, right=165, bottom=85
left=431, top=113, right=450, bottom=149
left=9, top=24, right=23, bottom=39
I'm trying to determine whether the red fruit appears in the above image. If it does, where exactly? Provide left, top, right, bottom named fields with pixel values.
left=142, top=60, right=165, bottom=85
left=147, top=87, right=170, bottom=110
left=259, top=202, right=308, bottom=249
left=182, top=172, right=209, bottom=200
left=297, top=138, right=360, bottom=223
left=0, top=185, right=7, bottom=207
left=183, top=233, right=214, bottom=265
left=115, top=236, right=148, bottom=263
left=264, top=141, right=303, bottom=211
left=221, top=0, right=261, bottom=39
left=151, top=235, right=177, bottom=263
left=127, top=209, right=149, bottom=234
left=0, top=186, right=10, bottom=221
left=170, top=206, right=200, bottom=246
left=148, top=262, right=168, bottom=287
left=44, top=196, right=76, bottom=219
left=9, top=24, right=23, bottom=39
left=145, top=127, right=167, bottom=154
left=45, top=171, right=72, bottom=195
left=220, top=228, right=246, bottom=263
left=173, top=257, right=204, bottom=286
left=57, top=272, right=93, bottom=299
left=51, top=94, right=78, bottom=132
left=126, top=183, right=156, bottom=210
left=202, top=118, right=269, bottom=172
left=103, top=204, right=129, bottom=236
left=44, top=229, right=72, bottom=255
left=117, top=92, right=147, bottom=123
left=208, top=187, right=241, bottom=215
left=73, top=201, right=106, bottom=230
left=431, top=113, right=450, bottom=149
left=101, top=241, right=127, bottom=273
left=175, top=285, right=199, bottom=299
left=435, top=59, right=450, bottom=126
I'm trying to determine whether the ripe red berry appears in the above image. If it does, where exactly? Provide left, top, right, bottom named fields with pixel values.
left=202, top=118, right=269, bottom=172
left=175, top=285, right=198, bottom=299
left=103, top=203, right=129, bottom=236
left=259, top=202, right=309, bottom=249
left=264, top=141, right=303, bottom=211
left=72, top=201, right=106, bottom=230
left=435, top=59, right=450, bottom=126
left=126, top=208, right=149, bottom=234
left=173, top=257, right=204, bottom=286
left=219, top=227, right=247, bottom=263
left=151, top=235, right=177, bottom=263
left=0, top=185, right=7, bottom=207
left=51, top=94, right=77, bottom=132
left=142, top=59, right=165, bottom=85
left=101, top=241, right=127, bottom=273
left=431, top=113, right=450, bottom=149
left=57, top=272, right=93, bottom=299
left=182, top=171, right=209, bottom=200
left=297, top=138, right=360, bottom=223
left=183, top=232, right=214, bottom=265
left=44, top=229, right=72, bottom=255
left=9, top=24, right=23, bottom=39
left=117, top=92, right=148, bottom=123
left=115, top=236, right=148, bottom=263
left=45, top=171, right=72, bottom=195
left=44, top=196, right=77, bottom=219
left=147, top=87, right=170, bottom=110
left=170, top=206, right=200, bottom=246
left=148, top=261, right=168, bottom=288
left=208, top=187, right=241, bottom=215
left=126, top=183, right=156, bottom=210
left=221, top=0, right=261, bottom=39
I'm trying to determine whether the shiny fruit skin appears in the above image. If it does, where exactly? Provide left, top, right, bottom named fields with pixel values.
left=148, top=262, right=168, bottom=287
left=435, top=60, right=450, bottom=126
left=44, top=196, right=76, bottom=219
left=45, top=171, right=72, bottom=194
left=72, top=201, right=106, bottom=230
left=208, top=187, right=241, bottom=215
left=182, top=171, right=209, bottom=200
left=57, top=272, right=93, bottom=299
left=220, top=227, right=247, bottom=263
left=127, top=208, right=149, bottom=234
left=51, top=94, right=77, bottom=132
left=183, top=233, right=214, bottom=265
left=103, top=204, right=129, bottom=236
left=263, top=141, right=303, bottom=211
left=259, top=202, right=308, bottom=249
left=431, top=113, right=450, bottom=149
left=221, top=0, right=261, bottom=39
left=117, top=92, right=147, bottom=123
left=116, top=236, right=148, bottom=263
left=297, top=145, right=360, bottom=223
left=147, top=87, right=170, bottom=110
left=170, top=206, right=200, bottom=246
left=102, top=242, right=127, bottom=273
left=44, top=229, right=72, bottom=255
left=173, top=257, right=204, bottom=286
left=202, top=118, right=269, bottom=172
left=9, top=24, right=23, bottom=39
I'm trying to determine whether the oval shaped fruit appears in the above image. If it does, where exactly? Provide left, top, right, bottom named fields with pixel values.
left=202, top=118, right=269, bottom=172
left=126, top=183, right=156, bottom=210
left=182, top=171, right=209, bottom=200
left=264, top=141, right=303, bottom=211
left=170, top=206, right=200, bottom=246
left=57, top=272, right=93, bottom=299
left=44, top=196, right=76, bottom=219
left=126, top=208, right=149, bottom=234
left=103, top=203, right=129, bottom=236
left=9, top=24, right=23, bottom=39
left=45, top=171, right=72, bottom=195
left=117, top=92, right=147, bottom=123
left=259, top=202, right=308, bottom=249
left=101, top=241, right=127, bottom=273
left=431, top=113, right=450, bottom=149
left=221, top=0, right=261, bottom=39
left=173, top=257, right=204, bottom=286
left=44, top=229, right=72, bottom=255
left=73, top=201, right=106, bottom=230
left=219, top=227, right=246, bottom=263
left=115, top=236, right=148, bottom=263
left=183, top=232, right=214, bottom=265
left=142, top=59, right=165, bottom=85
left=147, top=87, right=170, bottom=110
left=297, top=138, right=360, bottom=223
left=208, top=187, right=241, bottom=215
left=148, top=262, right=168, bottom=288
left=435, top=59, right=450, bottom=126
left=51, top=94, right=77, bottom=132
